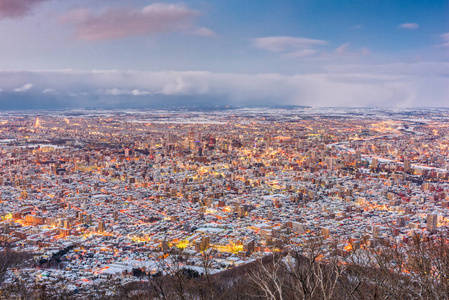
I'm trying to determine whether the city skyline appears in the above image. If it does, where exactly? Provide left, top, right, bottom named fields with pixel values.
left=1, top=107, right=449, bottom=297
left=0, top=0, right=447, bottom=109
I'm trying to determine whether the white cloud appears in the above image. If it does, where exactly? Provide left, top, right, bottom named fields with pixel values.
left=325, top=61, right=449, bottom=76
left=399, top=23, right=419, bottom=30
left=437, top=33, right=449, bottom=48
left=334, top=43, right=370, bottom=57
left=254, top=36, right=328, bottom=52
left=131, top=89, right=152, bottom=96
left=43, top=88, right=56, bottom=94
left=253, top=36, right=328, bottom=59
left=14, top=83, right=33, bottom=92
left=105, top=88, right=152, bottom=96
left=105, top=88, right=126, bottom=96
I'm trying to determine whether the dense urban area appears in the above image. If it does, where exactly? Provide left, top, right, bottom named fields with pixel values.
left=1, top=107, right=449, bottom=298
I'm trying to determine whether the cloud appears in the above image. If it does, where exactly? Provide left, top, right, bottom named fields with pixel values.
left=282, top=49, right=317, bottom=58
left=351, top=24, right=364, bottom=30
left=334, top=43, right=370, bottom=57
left=326, top=61, right=449, bottom=76
left=0, top=0, right=49, bottom=19
left=437, top=33, right=449, bottom=48
left=254, top=36, right=328, bottom=52
left=105, top=88, right=128, bottom=96
left=42, top=88, right=56, bottom=94
left=334, top=43, right=351, bottom=56
left=60, top=3, right=200, bottom=41
left=132, top=89, right=152, bottom=96
left=13, top=83, right=33, bottom=92
left=399, top=23, right=419, bottom=30
left=253, top=36, right=328, bottom=59
left=191, top=27, right=217, bottom=37
left=0, top=65, right=447, bottom=108
left=105, top=88, right=152, bottom=96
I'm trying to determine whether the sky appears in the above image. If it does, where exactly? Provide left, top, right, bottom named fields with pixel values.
left=0, top=0, right=448, bottom=109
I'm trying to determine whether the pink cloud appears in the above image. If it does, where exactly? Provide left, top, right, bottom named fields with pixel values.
left=60, top=3, right=200, bottom=41
left=0, top=0, right=49, bottom=18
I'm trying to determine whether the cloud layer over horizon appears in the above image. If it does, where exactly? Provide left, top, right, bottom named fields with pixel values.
left=0, top=63, right=447, bottom=109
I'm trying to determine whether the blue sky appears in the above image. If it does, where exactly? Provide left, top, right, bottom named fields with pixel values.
left=0, top=0, right=447, bottom=108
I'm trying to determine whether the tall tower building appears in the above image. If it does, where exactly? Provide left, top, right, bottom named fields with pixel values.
left=404, top=159, right=411, bottom=173
left=371, top=158, right=378, bottom=169
left=427, top=213, right=437, bottom=231
left=355, top=150, right=362, bottom=161
left=98, top=221, right=106, bottom=233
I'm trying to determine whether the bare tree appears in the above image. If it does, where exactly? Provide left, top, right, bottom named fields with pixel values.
left=247, top=236, right=347, bottom=300
left=0, top=247, right=30, bottom=284
left=248, top=253, right=287, bottom=300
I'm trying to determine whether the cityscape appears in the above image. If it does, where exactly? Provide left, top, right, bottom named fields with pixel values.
left=0, top=107, right=449, bottom=297
left=0, top=0, right=448, bottom=299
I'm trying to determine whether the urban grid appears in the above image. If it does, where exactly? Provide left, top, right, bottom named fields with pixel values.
left=0, top=107, right=448, bottom=297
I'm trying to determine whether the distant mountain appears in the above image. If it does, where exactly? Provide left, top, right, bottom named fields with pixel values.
left=0, top=93, right=309, bottom=111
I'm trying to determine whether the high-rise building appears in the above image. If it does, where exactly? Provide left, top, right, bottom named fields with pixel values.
left=165, top=132, right=172, bottom=143
left=85, top=214, right=92, bottom=225
left=321, top=227, right=330, bottom=238
left=355, top=150, right=362, bottom=161
left=63, top=219, right=71, bottom=229
left=243, top=239, right=255, bottom=254
left=292, top=222, right=307, bottom=234
left=372, top=225, right=380, bottom=237
left=371, top=158, right=378, bottom=169
left=427, top=214, right=437, bottom=231
left=404, top=159, right=411, bottom=173
left=195, top=236, right=210, bottom=252
left=98, top=221, right=105, bottom=233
